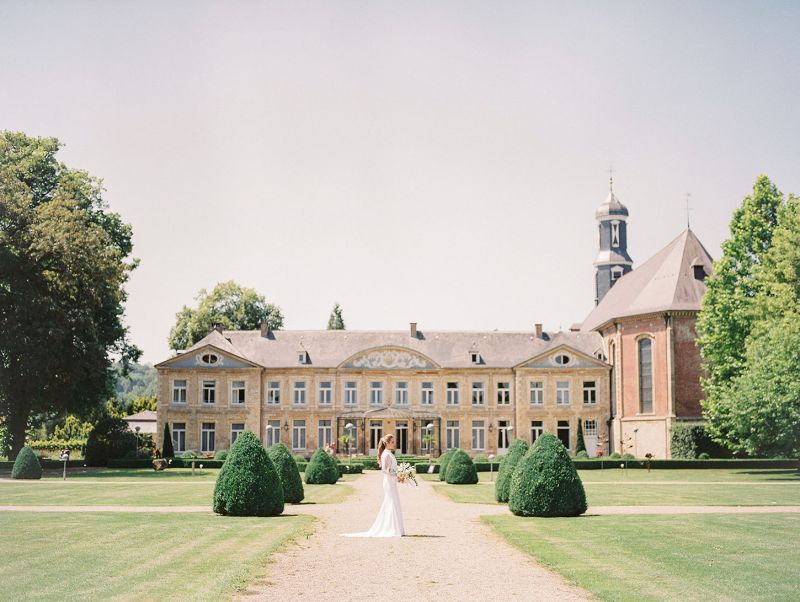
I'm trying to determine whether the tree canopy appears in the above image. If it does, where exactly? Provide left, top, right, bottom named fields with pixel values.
left=0, top=131, right=139, bottom=458
left=167, top=281, right=283, bottom=350
left=327, top=303, right=346, bottom=330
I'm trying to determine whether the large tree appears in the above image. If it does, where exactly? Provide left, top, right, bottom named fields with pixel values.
left=327, top=303, right=345, bottom=330
left=167, top=281, right=283, bottom=350
left=0, top=131, right=139, bottom=457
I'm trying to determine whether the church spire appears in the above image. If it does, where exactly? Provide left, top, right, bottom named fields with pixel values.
left=594, top=176, right=634, bottom=305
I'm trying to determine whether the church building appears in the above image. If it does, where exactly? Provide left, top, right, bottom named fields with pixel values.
left=156, top=182, right=713, bottom=458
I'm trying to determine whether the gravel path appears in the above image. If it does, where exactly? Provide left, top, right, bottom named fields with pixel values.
left=239, top=471, right=589, bottom=601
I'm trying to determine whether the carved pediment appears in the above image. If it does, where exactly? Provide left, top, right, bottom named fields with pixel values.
left=341, top=348, right=437, bottom=370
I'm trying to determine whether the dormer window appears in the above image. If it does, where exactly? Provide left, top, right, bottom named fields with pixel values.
left=297, top=351, right=309, bottom=364
left=470, top=351, right=481, bottom=365
left=611, top=220, right=620, bottom=247
left=693, top=264, right=707, bottom=281
left=201, top=353, right=219, bottom=365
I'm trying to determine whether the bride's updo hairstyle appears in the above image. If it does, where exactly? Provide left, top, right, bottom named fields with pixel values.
left=376, top=434, right=395, bottom=466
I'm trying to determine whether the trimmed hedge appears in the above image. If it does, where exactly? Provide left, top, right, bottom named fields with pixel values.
left=495, top=438, right=529, bottom=503
left=11, top=447, right=42, bottom=480
left=445, top=449, right=478, bottom=484
left=268, top=443, right=304, bottom=504
left=438, top=449, right=456, bottom=481
left=213, top=431, right=284, bottom=516
left=509, top=432, right=587, bottom=517
left=339, top=464, right=363, bottom=475
left=305, top=449, right=339, bottom=484
left=84, top=418, right=138, bottom=467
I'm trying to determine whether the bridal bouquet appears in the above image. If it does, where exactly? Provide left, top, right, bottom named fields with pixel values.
left=395, top=462, right=418, bottom=486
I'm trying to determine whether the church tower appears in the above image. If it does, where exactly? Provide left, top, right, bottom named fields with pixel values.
left=594, top=176, right=633, bottom=305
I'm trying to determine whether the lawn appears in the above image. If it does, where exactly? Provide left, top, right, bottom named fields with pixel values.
left=0, top=469, right=359, bottom=506
left=484, top=513, right=800, bottom=601
left=0, top=512, right=314, bottom=601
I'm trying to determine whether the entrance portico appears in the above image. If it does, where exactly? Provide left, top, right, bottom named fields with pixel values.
left=336, top=407, right=441, bottom=457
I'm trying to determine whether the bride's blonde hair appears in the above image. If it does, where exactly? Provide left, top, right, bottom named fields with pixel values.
left=376, top=434, right=395, bottom=466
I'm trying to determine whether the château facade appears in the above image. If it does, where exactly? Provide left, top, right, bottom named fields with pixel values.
left=156, top=182, right=713, bottom=458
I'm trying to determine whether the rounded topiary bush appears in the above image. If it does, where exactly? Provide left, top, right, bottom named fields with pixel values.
left=575, top=450, right=590, bottom=459
left=84, top=417, right=138, bottom=466
left=268, top=442, right=305, bottom=503
left=495, top=438, right=529, bottom=503
left=213, top=431, right=284, bottom=516
left=509, top=432, right=587, bottom=517
left=213, top=449, right=228, bottom=461
left=11, top=446, right=42, bottom=480
left=621, top=453, right=635, bottom=460
left=304, top=449, right=339, bottom=484
left=438, top=449, right=456, bottom=481
left=445, top=449, right=478, bottom=484
left=473, top=453, right=489, bottom=463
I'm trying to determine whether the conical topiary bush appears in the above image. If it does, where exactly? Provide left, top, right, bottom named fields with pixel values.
left=11, top=446, right=42, bottom=480
left=212, top=431, right=284, bottom=516
left=162, top=423, right=175, bottom=458
left=495, top=437, right=529, bottom=502
left=509, top=432, right=587, bottom=517
left=438, top=449, right=456, bottom=481
left=445, top=449, right=478, bottom=484
left=268, top=442, right=305, bottom=503
left=304, top=448, right=339, bottom=484
left=575, top=419, right=586, bottom=455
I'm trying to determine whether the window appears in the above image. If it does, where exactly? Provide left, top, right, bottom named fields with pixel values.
left=172, top=380, right=187, bottom=404
left=471, top=420, right=485, bottom=450
left=318, top=420, right=332, bottom=448
left=639, top=338, right=654, bottom=413
left=344, top=381, right=358, bottom=405
left=292, top=420, right=306, bottom=450
left=497, top=419, right=511, bottom=450
left=265, top=420, right=280, bottom=447
left=319, top=381, right=332, bottom=405
left=554, top=354, right=571, bottom=365
left=446, top=420, right=460, bottom=449
left=446, top=382, right=459, bottom=405
left=583, top=381, right=597, bottom=405
left=471, top=382, right=485, bottom=405
left=172, top=422, right=186, bottom=452
left=611, top=220, right=620, bottom=247
left=230, top=423, right=245, bottom=444
left=266, top=381, right=281, bottom=405
left=298, top=351, right=308, bottom=364
left=370, top=382, right=383, bottom=405
left=231, top=380, right=246, bottom=405
left=496, top=382, right=510, bottom=405
left=556, top=381, right=571, bottom=405
left=611, top=266, right=624, bottom=284
left=202, top=380, right=216, bottom=404
left=609, top=340, right=617, bottom=411
left=470, top=351, right=481, bottom=364
left=529, top=381, right=544, bottom=405
left=557, top=420, right=570, bottom=449
left=293, top=381, right=306, bottom=405
left=201, top=422, right=215, bottom=452
left=583, top=419, right=598, bottom=437
left=395, top=382, right=408, bottom=405
left=201, top=353, right=219, bottom=365
left=421, top=382, right=434, bottom=405
left=531, top=420, right=544, bottom=443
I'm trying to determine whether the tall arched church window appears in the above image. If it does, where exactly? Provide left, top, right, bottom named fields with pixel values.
left=609, top=341, right=616, bottom=410
left=638, top=338, right=653, bottom=413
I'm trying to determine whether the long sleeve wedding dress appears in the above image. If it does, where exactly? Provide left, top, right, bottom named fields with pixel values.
left=343, top=449, right=405, bottom=537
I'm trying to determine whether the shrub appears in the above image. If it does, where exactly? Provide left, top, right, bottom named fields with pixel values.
left=575, top=419, right=587, bottom=454
left=445, top=449, right=478, bottom=484
left=180, top=450, right=200, bottom=459
left=304, top=449, right=339, bottom=484
left=670, top=423, right=731, bottom=459
left=213, top=431, right=284, bottom=516
left=698, top=452, right=710, bottom=460
left=575, top=450, right=590, bottom=459
left=621, top=453, right=635, bottom=460
left=11, top=446, right=42, bottom=480
left=338, top=464, right=363, bottom=475
left=84, top=418, right=138, bottom=466
left=495, top=438, right=529, bottom=503
left=162, top=423, right=175, bottom=458
left=509, top=432, right=587, bottom=517
left=609, top=452, right=622, bottom=459
left=214, top=449, right=228, bottom=461
left=438, top=449, right=456, bottom=482
left=293, top=454, right=306, bottom=464
left=473, top=453, right=489, bottom=463
left=360, top=458, right=379, bottom=470
left=267, top=443, right=304, bottom=504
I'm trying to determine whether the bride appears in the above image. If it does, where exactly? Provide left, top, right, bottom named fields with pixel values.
left=343, top=434, right=405, bottom=538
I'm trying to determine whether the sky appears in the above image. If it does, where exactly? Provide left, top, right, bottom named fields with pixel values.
left=2, top=1, right=800, bottom=363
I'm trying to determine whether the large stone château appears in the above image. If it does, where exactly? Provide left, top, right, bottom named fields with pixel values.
left=156, top=184, right=713, bottom=458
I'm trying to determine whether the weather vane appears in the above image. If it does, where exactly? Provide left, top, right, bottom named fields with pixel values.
left=608, top=163, right=615, bottom=192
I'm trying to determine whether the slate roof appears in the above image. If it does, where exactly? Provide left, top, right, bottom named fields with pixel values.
left=596, top=189, right=629, bottom=218
left=173, top=328, right=605, bottom=369
left=581, top=229, right=714, bottom=332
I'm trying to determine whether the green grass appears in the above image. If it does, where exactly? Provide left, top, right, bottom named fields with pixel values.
left=0, top=512, right=313, bottom=601
left=484, top=513, right=800, bottom=601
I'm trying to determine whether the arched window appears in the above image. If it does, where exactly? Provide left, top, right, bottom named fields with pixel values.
left=608, top=341, right=616, bottom=411
left=638, top=338, right=653, bottom=413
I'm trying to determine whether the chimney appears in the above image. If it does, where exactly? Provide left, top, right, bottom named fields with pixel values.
left=260, top=322, right=270, bottom=338
left=534, top=323, right=543, bottom=338
left=211, top=323, right=224, bottom=334
left=410, top=322, right=418, bottom=338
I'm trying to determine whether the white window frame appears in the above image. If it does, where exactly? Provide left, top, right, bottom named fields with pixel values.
left=446, top=420, right=460, bottom=450
left=292, top=420, right=306, bottom=450
left=171, top=380, right=187, bottom=404
left=611, top=220, right=620, bottom=247
left=230, top=422, right=245, bottom=445
left=421, top=382, right=434, bottom=405
left=583, top=381, right=597, bottom=405
left=201, top=422, right=215, bottom=452
left=395, top=382, right=409, bottom=405
left=556, top=381, right=571, bottom=405
left=265, top=420, right=281, bottom=447
left=446, top=382, right=459, bottom=405
left=266, top=381, right=281, bottom=405
left=471, top=420, right=485, bottom=450
left=298, top=351, right=308, bottom=364
left=344, top=381, right=358, bottom=405
left=172, top=422, right=186, bottom=453
left=369, top=382, right=383, bottom=406
left=470, top=351, right=481, bottom=364
left=293, top=381, right=307, bottom=405
left=584, top=419, right=598, bottom=437
left=318, top=419, right=332, bottom=448
left=471, top=382, right=485, bottom=406
left=529, top=381, right=544, bottom=406
left=230, top=380, right=246, bottom=405
left=496, top=382, right=510, bottom=405
left=318, top=381, right=332, bottom=405
left=201, top=380, right=216, bottom=404
left=531, top=420, right=544, bottom=443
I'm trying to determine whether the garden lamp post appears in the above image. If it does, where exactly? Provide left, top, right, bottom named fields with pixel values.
left=60, top=448, right=70, bottom=480
left=134, top=426, right=141, bottom=459
left=345, top=422, right=355, bottom=467
left=425, top=423, right=434, bottom=470
left=488, top=453, right=495, bottom=482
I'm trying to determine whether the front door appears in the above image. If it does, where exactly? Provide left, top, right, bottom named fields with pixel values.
left=369, top=420, right=383, bottom=455
left=395, top=421, right=409, bottom=454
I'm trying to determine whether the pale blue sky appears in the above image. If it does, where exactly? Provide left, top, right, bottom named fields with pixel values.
left=2, top=1, right=799, bottom=363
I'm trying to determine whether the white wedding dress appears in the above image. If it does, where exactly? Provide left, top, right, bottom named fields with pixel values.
left=343, top=449, right=405, bottom=537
